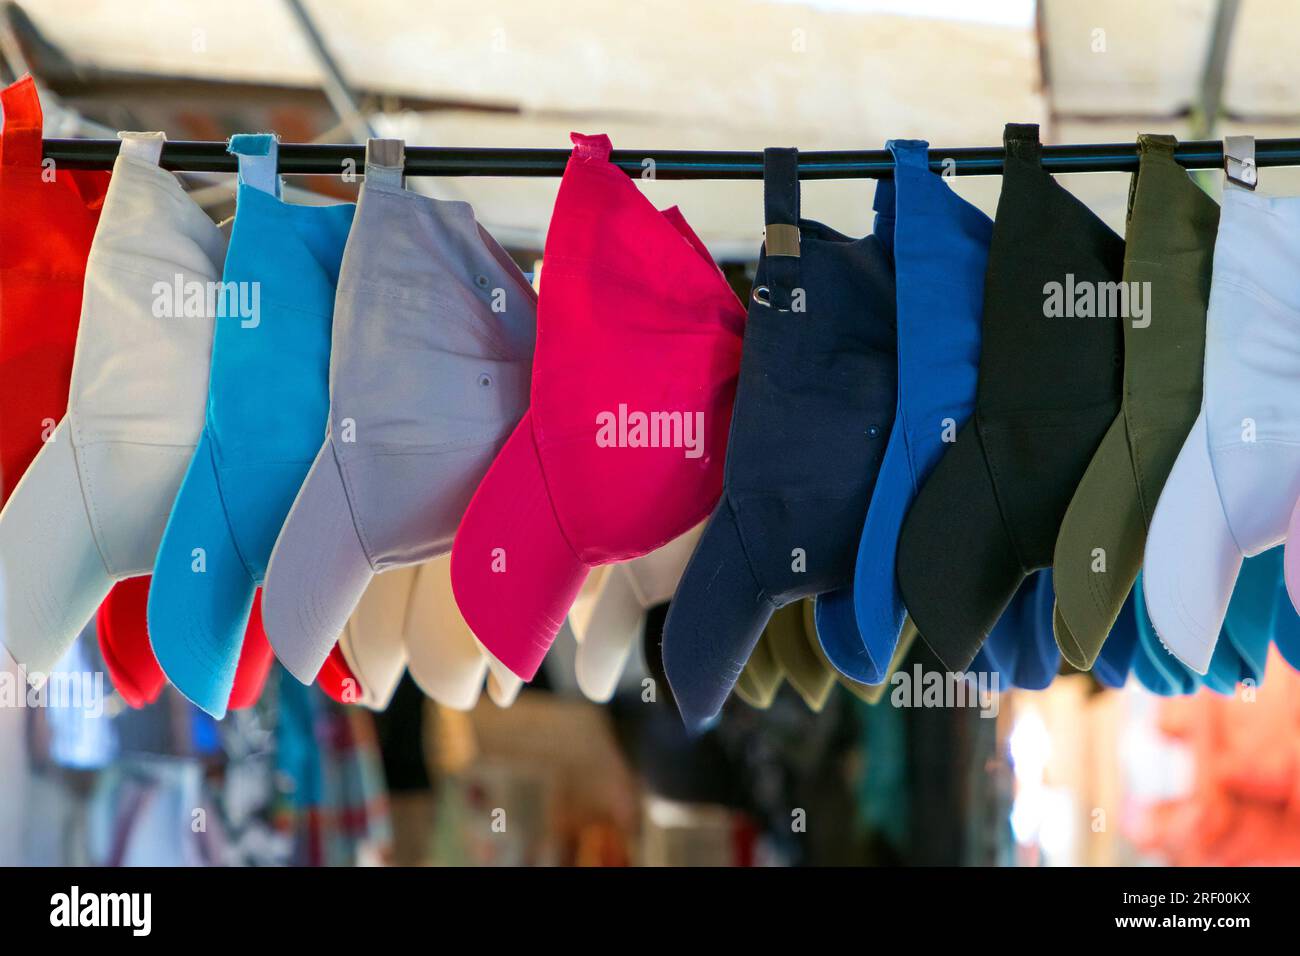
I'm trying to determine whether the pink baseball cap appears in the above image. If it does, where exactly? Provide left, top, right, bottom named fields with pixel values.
left=450, top=132, right=745, bottom=681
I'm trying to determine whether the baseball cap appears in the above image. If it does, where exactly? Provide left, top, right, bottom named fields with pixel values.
left=406, top=555, right=523, bottom=710
left=977, top=570, right=1059, bottom=690
left=734, top=600, right=902, bottom=709
left=896, top=123, right=1125, bottom=672
left=1091, top=588, right=1139, bottom=689
left=1203, top=548, right=1278, bottom=694
left=808, top=602, right=909, bottom=705
left=663, top=145, right=897, bottom=730
left=451, top=132, right=745, bottom=682
left=567, top=525, right=703, bottom=703
left=734, top=632, right=783, bottom=709
left=1132, top=571, right=1201, bottom=696
left=148, top=134, right=355, bottom=717
left=263, top=139, right=537, bottom=683
left=1053, top=135, right=1220, bottom=670
left=767, top=600, right=835, bottom=711
left=1274, top=581, right=1300, bottom=673
left=1144, top=137, right=1300, bottom=674
left=96, top=577, right=277, bottom=710
left=1287, top=499, right=1300, bottom=619
left=815, top=140, right=992, bottom=684
left=0, top=75, right=109, bottom=505
left=0, top=131, right=228, bottom=677
left=334, top=565, right=415, bottom=710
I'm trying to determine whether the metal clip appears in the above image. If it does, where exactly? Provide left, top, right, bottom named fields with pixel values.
left=1224, top=135, right=1257, bottom=190
left=763, top=223, right=800, bottom=258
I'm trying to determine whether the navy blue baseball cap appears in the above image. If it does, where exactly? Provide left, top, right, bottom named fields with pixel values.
left=663, top=147, right=897, bottom=731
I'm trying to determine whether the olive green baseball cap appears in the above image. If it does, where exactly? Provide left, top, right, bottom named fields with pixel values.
left=1052, top=135, right=1219, bottom=669
left=735, top=632, right=784, bottom=709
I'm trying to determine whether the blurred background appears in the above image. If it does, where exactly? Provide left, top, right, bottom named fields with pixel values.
left=2, top=0, right=1300, bottom=867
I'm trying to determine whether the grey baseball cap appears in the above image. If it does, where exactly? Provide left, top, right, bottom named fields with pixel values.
left=262, top=138, right=537, bottom=683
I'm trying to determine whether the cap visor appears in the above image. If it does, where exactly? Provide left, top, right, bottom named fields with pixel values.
left=228, top=589, right=275, bottom=710
left=484, top=652, right=524, bottom=707
left=1285, top=496, right=1300, bottom=621
left=1052, top=415, right=1146, bottom=669
left=850, top=423, right=914, bottom=676
left=1091, top=585, right=1138, bottom=689
left=896, top=424, right=1025, bottom=671
left=772, top=600, right=834, bottom=710
left=1216, top=548, right=1279, bottom=687
left=735, top=633, right=783, bottom=709
left=1274, top=554, right=1300, bottom=673
left=1142, top=413, right=1239, bottom=674
left=1133, top=572, right=1201, bottom=695
left=983, top=571, right=1058, bottom=689
left=815, top=586, right=884, bottom=684
left=0, top=420, right=115, bottom=676
left=450, top=413, right=588, bottom=681
left=662, top=496, right=773, bottom=730
left=573, top=564, right=646, bottom=703
left=263, top=440, right=375, bottom=684
left=318, top=643, right=361, bottom=705
left=96, top=577, right=165, bottom=708
left=408, top=556, right=489, bottom=710
left=337, top=565, right=414, bottom=710
left=148, top=432, right=255, bottom=718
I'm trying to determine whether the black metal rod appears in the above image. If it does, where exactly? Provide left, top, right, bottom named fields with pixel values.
left=40, top=137, right=1300, bottom=179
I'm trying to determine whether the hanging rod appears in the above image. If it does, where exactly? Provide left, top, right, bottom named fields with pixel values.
left=39, top=137, right=1300, bottom=179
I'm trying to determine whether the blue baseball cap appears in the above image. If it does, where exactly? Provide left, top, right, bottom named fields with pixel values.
left=1274, top=560, right=1300, bottom=672
left=148, top=134, right=355, bottom=717
left=1203, top=548, right=1279, bottom=694
left=814, top=140, right=992, bottom=684
left=978, top=570, right=1059, bottom=690
left=662, top=147, right=897, bottom=731
left=1133, top=571, right=1201, bottom=696
left=1092, top=587, right=1139, bottom=689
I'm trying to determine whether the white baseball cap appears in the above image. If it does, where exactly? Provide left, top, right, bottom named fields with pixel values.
left=567, top=525, right=703, bottom=702
left=0, top=133, right=226, bottom=676
left=335, top=565, right=415, bottom=710
left=405, top=555, right=522, bottom=710
left=1144, top=144, right=1300, bottom=673
left=332, top=556, right=522, bottom=711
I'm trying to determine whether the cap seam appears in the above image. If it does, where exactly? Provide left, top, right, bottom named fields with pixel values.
left=973, top=413, right=1031, bottom=574
left=203, top=432, right=260, bottom=583
left=66, top=428, right=117, bottom=580
left=333, top=442, right=379, bottom=572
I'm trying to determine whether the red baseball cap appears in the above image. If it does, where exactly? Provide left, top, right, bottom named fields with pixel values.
left=450, top=132, right=745, bottom=681
left=97, top=579, right=279, bottom=711
left=0, top=75, right=108, bottom=504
